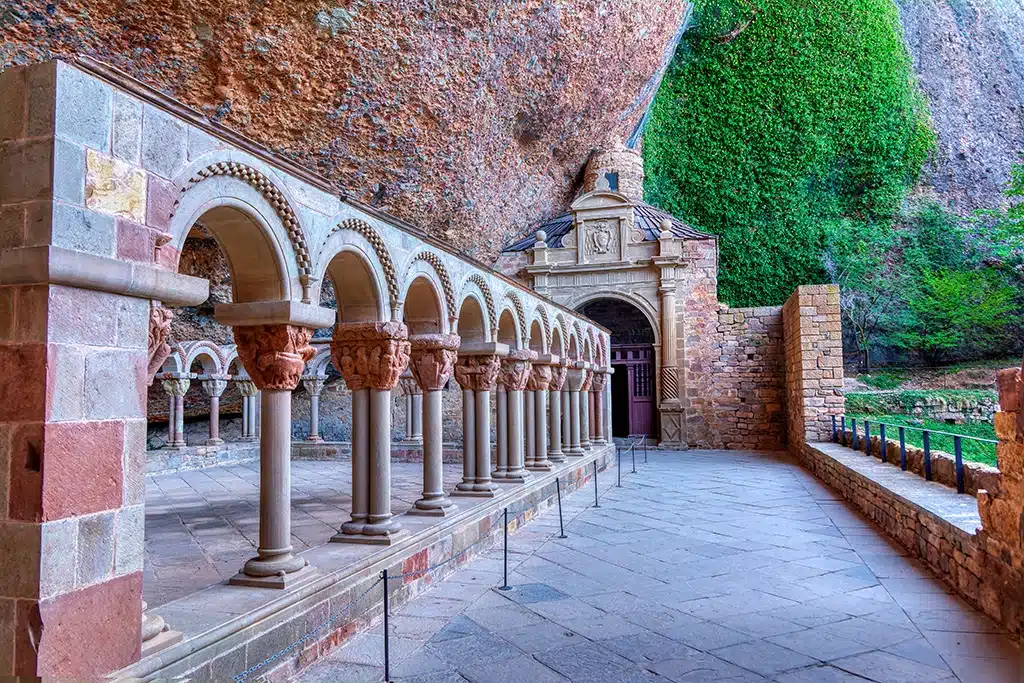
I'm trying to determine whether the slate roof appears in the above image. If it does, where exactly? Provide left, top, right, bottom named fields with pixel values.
left=503, top=201, right=713, bottom=252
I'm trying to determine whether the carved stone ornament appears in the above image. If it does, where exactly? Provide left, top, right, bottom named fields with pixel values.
left=202, top=378, right=228, bottom=398
left=236, top=380, right=259, bottom=398
left=147, top=305, right=174, bottom=385
left=498, top=348, right=537, bottom=391
left=161, top=378, right=190, bottom=397
left=399, top=376, right=421, bottom=396
left=526, top=363, right=553, bottom=392
left=302, top=376, right=327, bottom=396
left=590, top=370, right=608, bottom=392
left=331, top=321, right=411, bottom=391
left=454, top=354, right=501, bottom=392
left=549, top=360, right=568, bottom=392
left=234, top=325, right=316, bottom=391
left=409, top=334, right=460, bottom=392
left=580, top=369, right=594, bottom=393
left=585, top=220, right=616, bottom=256
left=564, top=368, right=585, bottom=393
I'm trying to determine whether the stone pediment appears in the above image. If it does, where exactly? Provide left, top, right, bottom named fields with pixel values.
left=570, top=190, right=634, bottom=213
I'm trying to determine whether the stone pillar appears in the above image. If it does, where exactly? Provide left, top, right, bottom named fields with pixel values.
left=562, top=390, right=571, bottom=455
left=237, top=380, right=259, bottom=441
left=229, top=324, right=316, bottom=588
left=592, top=370, right=608, bottom=444
left=499, top=349, right=534, bottom=482
left=412, top=393, right=423, bottom=441
left=566, top=364, right=585, bottom=455
left=407, top=334, right=459, bottom=516
left=162, top=377, right=190, bottom=448
left=580, top=367, right=593, bottom=451
left=331, top=322, right=411, bottom=544
left=302, top=376, right=326, bottom=442
left=162, top=379, right=178, bottom=445
left=495, top=385, right=508, bottom=479
left=548, top=360, right=567, bottom=463
left=202, top=377, right=228, bottom=445
left=525, top=389, right=536, bottom=467
left=453, top=352, right=502, bottom=497
left=527, top=363, right=553, bottom=471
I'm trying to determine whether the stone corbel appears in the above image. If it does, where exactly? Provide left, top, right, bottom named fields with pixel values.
left=331, top=321, right=411, bottom=391
left=147, top=304, right=174, bottom=385
left=234, top=324, right=316, bottom=391
left=409, top=333, right=460, bottom=392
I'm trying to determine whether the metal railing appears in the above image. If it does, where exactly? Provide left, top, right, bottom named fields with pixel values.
left=831, top=415, right=997, bottom=495
left=616, top=434, right=648, bottom=486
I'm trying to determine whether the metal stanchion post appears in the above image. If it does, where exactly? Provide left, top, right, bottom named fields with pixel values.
left=382, top=569, right=392, bottom=683
left=500, top=507, right=512, bottom=591
left=617, top=447, right=621, bottom=487
left=593, top=460, right=600, bottom=508
left=631, top=444, right=636, bottom=474
left=556, top=478, right=567, bottom=539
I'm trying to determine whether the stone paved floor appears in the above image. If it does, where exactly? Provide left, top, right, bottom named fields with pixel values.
left=145, top=460, right=464, bottom=607
left=295, top=449, right=1020, bottom=683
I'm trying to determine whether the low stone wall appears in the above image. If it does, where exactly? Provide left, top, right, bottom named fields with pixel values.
left=707, top=306, right=786, bottom=450
left=796, top=441, right=1021, bottom=635
left=847, top=390, right=999, bottom=424
left=835, top=426, right=1000, bottom=496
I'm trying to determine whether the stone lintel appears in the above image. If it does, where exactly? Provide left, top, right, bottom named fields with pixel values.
left=215, top=301, right=336, bottom=329
left=535, top=353, right=560, bottom=366
left=458, top=341, right=510, bottom=357
left=0, top=245, right=208, bottom=306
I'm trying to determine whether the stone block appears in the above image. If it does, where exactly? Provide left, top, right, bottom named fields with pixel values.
left=0, top=205, right=24, bottom=250
left=85, top=350, right=147, bottom=419
left=0, top=344, right=46, bottom=422
left=23, top=201, right=52, bottom=247
left=111, top=91, right=142, bottom=164
left=0, top=597, right=12, bottom=675
left=115, top=218, right=156, bottom=264
left=113, top=504, right=144, bottom=576
left=75, top=511, right=115, bottom=587
left=52, top=137, right=85, bottom=205
left=41, top=420, right=124, bottom=521
left=5, top=423, right=42, bottom=523
left=141, top=105, right=187, bottom=179
left=0, top=138, right=53, bottom=204
left=33, top=572, right=142, bottom=678
left=39, top=517, right=78, bottom=599
left=54, top=63, right=111, bottom=152
left=115, top=296, right=149, bottom=350
left=145, top=174, right=177, bottom=232
left=0, top=67, right=27, bottom=142
left=46, top=344, right=85, bottom=422
left=187, top=127, right=221, bottom=160
left=47, top=285, right=119, bottom=346
left=121, top=422, right=145, bottom=509
left=51, top=202, right=116, bottom=257
left=0, top=521, right=41, bottom=598
left=85, top=149, right=146, bottom=222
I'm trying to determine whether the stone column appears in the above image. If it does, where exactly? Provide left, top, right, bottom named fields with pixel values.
left=592, top=370, right=608, bottom=444
left=566, top=364, right=585, bottom=456
left=331, top=321, right=411, bottom=544
left=525, top=389, right=536, bottom=467
left=407, top=334, right=460, bottom=516
left=162, top=379, right=178, bottom=445
left=495, top=385, right=508, bottom=479
left=562, top=390, right=571, bottom=455
left=453, top=353, right=501, bottom=496
left=230, top=324, right=316, bottom=588
left=499, top=349, right=534, bottom=482
left=412, top=393, right=423, bottom=441
left=548, top=360, right=567, bottom=462
left=580, top=367, right=593, bottom=451
left=162, top=377, right=190, bottom=448
left=302, top=376, right=326, bottom=442
left=527, top=363, right=553, bottom=471
left=237, top=380, right=258, bottom=441
left=202, top=377, right=228, bottom=445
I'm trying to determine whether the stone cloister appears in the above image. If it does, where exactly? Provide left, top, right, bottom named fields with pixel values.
left=2, top=58, right=1021, bottom=683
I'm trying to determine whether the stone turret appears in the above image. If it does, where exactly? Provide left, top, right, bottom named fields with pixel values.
left=582, top=146, right=644, bottom=202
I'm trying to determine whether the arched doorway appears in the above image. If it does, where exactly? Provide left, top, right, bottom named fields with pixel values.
left=577, top=298, right=657, bottom=439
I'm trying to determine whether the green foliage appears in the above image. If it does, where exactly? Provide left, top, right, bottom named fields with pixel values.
left=847, top=389, right=997, bottom=415
left=847, top=413, right=997, bottom=466
left=643, top=0, right=934, bottom=307
left=856, top=373, right=904, bottom=390
left=891, top=269, right=1016, bottom=363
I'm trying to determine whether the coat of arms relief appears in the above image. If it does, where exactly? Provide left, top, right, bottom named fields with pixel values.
left=585, top=219, right=618, bottom=257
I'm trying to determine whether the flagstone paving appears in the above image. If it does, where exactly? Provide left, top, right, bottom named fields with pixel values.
left=295, top=449, right=1020, bottom=683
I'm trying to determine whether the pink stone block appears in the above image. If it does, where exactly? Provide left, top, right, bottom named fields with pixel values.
left=0, top=344, right=46, bottom=422
left=41, top=420, right=124, bottom=521
left=7, top=423, right=43, bottom=522
left=115, top=218, right=156, bottom=264
left=145, top=174, right=176, bottom=232
left=996, top=368, right=1020, bottom=413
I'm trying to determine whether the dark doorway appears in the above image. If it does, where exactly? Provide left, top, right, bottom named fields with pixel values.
left=578, top=298, right=657, bottom=438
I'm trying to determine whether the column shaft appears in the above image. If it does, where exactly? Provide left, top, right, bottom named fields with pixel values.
left=549, top=389, right=565, bottom=462
left=506, top=389, right=528, bottom=481
left=339, top=389, right=369, bottom=535
left=562, top=391, right=571, bottom=454
left=241, top=395, right=249, bottom=439
left=411, top=390, right=454, bottom=515
left=363, top=388, right=399, bottom=537
left=209, top=395, right=221, bottom=443
left=474, top=390, right=496, bottom=493
left=529, top=388, right=551, bottom=471
left=174, top=394, right=186, bottom=447
left=595, top=390, right=606, bottom=443
left=569, top=390, right=583, bottom=455
left=168, top=393, right=176, bottom=444
left=581, top=391, right=592, bottom=450
left=405, top=394, right=414, bottom=439
left=308, top=393, right=321, bottom=441
left=525, top=390, right=536, bottom=467
left=494, top=386, right=508, bottom=478
left=412, top=394, right=423, bottom=441
left=456, top=389, right=476, bottom=491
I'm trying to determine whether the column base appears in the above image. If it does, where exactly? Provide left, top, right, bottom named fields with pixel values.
left=206, top=438, right=224, bottom=446
left=566, top=448, right=585, bottom=457
left=331, top=528, right=408, bottom=546
left=306, top=436, right=323, bottom=443
left=548, top=451, right=567, bottom=463
left=141, top=628, right=184, bottom=658
left=451, top=487, right=497, bottom=498
left=501, top=469, right=531, bottom=483
left=526, top=461, right=554, bottom=472
left=407, top=501, right=458, bottom=517
left=229, top=563, right=318, bottom=590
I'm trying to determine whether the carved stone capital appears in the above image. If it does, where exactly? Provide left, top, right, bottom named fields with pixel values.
left=498, top=348, right=536, bottom=391
left=161, top=378, right=190, bottom=397
left=331, top=321, right=411, bottom=391
left=549, top=361, right=568, bottom=392
left=236, top=379, right=259, bottom=398
left=580, top=369, right=594, bottom=392
left=409, top=333, right=460, bottom=392
left=590, top=371, right=607, bottom=392
left=455, top=354, right=501, bottom=392
left=527, top=363, right=552, bottom=392
left=302, top=376, right=326, bottom=396
left=147, top=305, right=173, bottom=385
left=202, top=378, right=228, bottom=398
left=234, top=324, right=315, bottom=391
left=564, top=368, right=585, bottom=393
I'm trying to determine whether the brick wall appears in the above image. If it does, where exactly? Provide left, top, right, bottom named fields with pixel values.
left=782, top=284, right=844, bottom=446
left=707, top=306, right=785, bottom=449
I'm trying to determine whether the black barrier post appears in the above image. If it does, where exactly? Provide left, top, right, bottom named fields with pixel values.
left=382, top=569, right=392, bottom=682
left=954, top=436, right=965, bottom=494
left=593, top=461, right=600, bottom=508
left=500, top=507, right=512, bottom=591
left=616, top=447, right=621, bottom=487
left=899, top=426, right=907, bottom=470
left=644, top=438, right=647, bottom=463
left=923, top=430, right=932, bottom=481
left=879, top=423, right=887, bottom=464
left=556, top=478, right=567, bottom=539
left=631, top=444, right=636, bottom=474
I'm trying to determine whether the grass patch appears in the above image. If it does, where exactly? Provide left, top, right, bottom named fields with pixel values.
left=847, top=413, right=997, bottom=467
left=847, top=389, right=997, bottom=415
left=856, top=373, right=904, bottom=390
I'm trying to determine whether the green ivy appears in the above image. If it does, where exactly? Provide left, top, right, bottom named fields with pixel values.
left=643, top=0, right=934, bottom=307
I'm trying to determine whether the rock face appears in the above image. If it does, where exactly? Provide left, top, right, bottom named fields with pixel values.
left=1, top=0, right=690, bottom=257
left=897, top=0, right=1024, bottom=212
